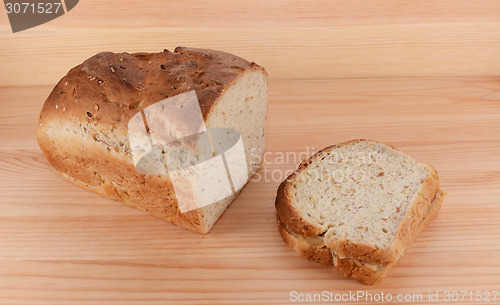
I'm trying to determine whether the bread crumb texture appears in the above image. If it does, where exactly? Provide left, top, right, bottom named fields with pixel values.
left=291, top=140, right=429, bottom=249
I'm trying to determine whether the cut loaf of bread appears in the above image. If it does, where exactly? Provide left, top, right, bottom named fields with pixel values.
left=275, top=139, right=443, bottom=284
left=37, top=47, right=268, bottom=233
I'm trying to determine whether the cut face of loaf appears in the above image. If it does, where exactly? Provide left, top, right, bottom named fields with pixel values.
left=275, top=139, right=442, bottom=284
left=37, top=47, right=268, bottom=233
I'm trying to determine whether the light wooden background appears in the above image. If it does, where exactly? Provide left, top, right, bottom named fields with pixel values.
left=1, top=1, right=500, bottom=304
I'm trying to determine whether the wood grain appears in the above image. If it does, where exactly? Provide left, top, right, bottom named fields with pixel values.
left=1, top=1, right=500, bottom=304
left=2, top=24, right=500, bottom=86
left=1, top=1, right=500, bottom=85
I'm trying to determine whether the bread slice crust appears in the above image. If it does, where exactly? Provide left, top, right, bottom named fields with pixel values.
left=278, top=189, right=444, bottom=285
left=275, top=139, right=441, bottom=270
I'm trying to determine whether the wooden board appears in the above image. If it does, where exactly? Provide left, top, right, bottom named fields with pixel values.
left=1, top=1, right=499, bottom=304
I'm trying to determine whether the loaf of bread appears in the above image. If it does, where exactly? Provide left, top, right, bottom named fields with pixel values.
left=37, top=47, right=268, bottom=233
left=275, top=139, right=444, bottom=284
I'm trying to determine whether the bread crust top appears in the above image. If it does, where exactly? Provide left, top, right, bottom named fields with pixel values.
left=38, top=47, right=265, bottom=130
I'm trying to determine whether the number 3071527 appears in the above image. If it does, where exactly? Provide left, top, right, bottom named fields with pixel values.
left=5, top=2, right=62, bottom=14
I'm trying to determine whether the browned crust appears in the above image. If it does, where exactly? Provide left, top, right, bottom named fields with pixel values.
left=275, top=139, right=441, bottom=262
left=38, top=47, right=265, bottom=129
left=277, top=189, right=444, bottom=285
left=37, top=47, right=266, bottom=233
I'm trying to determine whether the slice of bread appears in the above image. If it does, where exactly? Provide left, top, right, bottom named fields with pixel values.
left=275, top=139, right=443, bottom=284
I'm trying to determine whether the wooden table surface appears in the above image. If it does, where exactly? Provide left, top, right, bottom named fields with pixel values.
left=1, top=1, right=499, bottom=304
